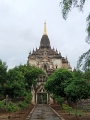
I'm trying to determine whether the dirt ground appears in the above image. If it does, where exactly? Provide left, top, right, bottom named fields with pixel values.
left=51, top=104, right=90, bottom=120
left=0, top=104, right=34, bottom=120
left=0, top=104, right=90, bottom=120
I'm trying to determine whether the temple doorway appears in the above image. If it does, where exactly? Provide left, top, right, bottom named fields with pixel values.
left=37, top=93, right=47, bottom=104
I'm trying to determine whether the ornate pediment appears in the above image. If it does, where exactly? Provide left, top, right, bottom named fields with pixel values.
left=37, top=85, right=46, bottom=93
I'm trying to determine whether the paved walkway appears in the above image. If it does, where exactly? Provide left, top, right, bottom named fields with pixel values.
left=30, top=104, right=60, bottom=120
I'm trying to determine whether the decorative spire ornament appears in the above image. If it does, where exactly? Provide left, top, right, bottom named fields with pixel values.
left=43, top=21, right=47, bottom=35
left=66, top=55, right=67, bottom=60
left=29, top=51, right=31, bottom=55
left=33, top=48, right=34, bottom=53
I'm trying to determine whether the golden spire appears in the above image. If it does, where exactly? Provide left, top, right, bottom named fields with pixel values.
left=43, top=21, right=47, bottom=35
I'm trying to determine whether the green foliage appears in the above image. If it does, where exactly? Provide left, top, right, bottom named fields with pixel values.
left=86, top=13, right=90, bottom=44
left=0, top=100, right=20, bottom=113
left=0, top=59, right=7, bottom=97
left=5, top=68, right=27, bottom=98
left=24, top=93, right=32, bottom=104
left=77, top=49, right=90, bottom=71
left=0, top=99, right=5, bottom=109
left=65, top=77, right=90, bottom=103
left=63, top=104, right=83, bottom=117
left=69, top=109, right=83, bottom=116
left=45, top=68, right=90, bottom=104
left=73, top=69, right=84, bottom=78
left=0, top=60, right=44, bottom=99
left=5, top=101, right=19, bottom=119
left=62, top=104, right=72, bottom=115
left=60, top=0, right=85, bottom=20
left=60, top=0, right=90, bottom=70
left=84, top=69, right=90, bottom=80
left=3, top=64, right=44, bottom=98
left=60, top=0, right=90, bottom=42
left=0, top=60, right=7, bottom=82
left=18, top=101, right=28, bottom=110
left=14, top=64, right=44, bottom=90
left=55, top=96, right=64, bottom=107
left=5, top=102, right=19, bottom=112
left=45, top=68, right=73, bottom=97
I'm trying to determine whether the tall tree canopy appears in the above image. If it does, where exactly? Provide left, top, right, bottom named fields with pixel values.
left=45, top=68, right=90, bottom=103
left=84, top=69, right=90, bottom=80
left=0, top=59, right=7, bottom=97
left=5, top=64, right=44, bottom=98
left=0, top=60, right=44, bottom=98
left=77, top=49, right=90, bottom=70
left=65, top=77, right=90, bottom=103
left=45, top=68, right=73, bottom=98
left=5, top=68, right=27, bottom=98
left=15, top=64, right=44, bottom=89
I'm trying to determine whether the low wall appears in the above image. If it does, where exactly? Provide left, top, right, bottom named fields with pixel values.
left=77, top=99, right=90, bottom=111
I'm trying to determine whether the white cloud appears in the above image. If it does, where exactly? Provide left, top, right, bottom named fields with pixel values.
left=0, top=0, right=90, bottom=70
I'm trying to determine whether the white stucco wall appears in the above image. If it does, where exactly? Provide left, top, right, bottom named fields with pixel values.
left=52, top=58, right=62, bottom=69
left=29, top=60, right=37, bottom=66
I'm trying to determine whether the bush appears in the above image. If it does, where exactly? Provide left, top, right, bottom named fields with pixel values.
left=18, top=101, right=28, bottom=110
left=62, top=104, right=72, bottom=115
left=5, top=102, right=19, bottom=120
left=24, top=93, right=32, bottom=104
left=56, top=96, right=64, bottom=107
left=5, top=102, right=19, bottom=112
left=0, top=99, right=5, bottom=109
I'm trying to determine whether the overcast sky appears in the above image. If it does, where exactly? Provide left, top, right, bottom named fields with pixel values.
left=0, top=0, right=90, bottom=70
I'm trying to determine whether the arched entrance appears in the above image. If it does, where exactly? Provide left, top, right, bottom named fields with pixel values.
left=44, top=64, right=47, bottom=72
left=37, top=93, right=47, bottom=104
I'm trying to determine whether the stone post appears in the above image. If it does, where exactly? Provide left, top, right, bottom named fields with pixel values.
left=6, top=95, right=9, bottom=105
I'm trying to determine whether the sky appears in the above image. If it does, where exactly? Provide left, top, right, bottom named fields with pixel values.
left=0, top=0, right=90, bottom=70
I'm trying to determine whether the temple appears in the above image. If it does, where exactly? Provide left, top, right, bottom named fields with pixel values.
left=27, top=22, right=72, bottom=104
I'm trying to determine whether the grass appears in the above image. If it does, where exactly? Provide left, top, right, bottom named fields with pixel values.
left=69, top=109, right=84, bottom=116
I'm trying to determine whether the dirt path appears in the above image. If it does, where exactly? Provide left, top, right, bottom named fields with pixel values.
left=30, top=104, right=60, bottom=120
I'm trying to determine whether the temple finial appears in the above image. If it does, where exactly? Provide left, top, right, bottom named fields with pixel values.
left=43, top=21, right=47, bottom=35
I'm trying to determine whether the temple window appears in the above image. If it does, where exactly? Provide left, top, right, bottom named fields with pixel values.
left=44, top=64, right=47, bottom=72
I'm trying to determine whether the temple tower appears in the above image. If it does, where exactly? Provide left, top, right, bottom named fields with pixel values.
left=28, top=22, right=72, bottom=104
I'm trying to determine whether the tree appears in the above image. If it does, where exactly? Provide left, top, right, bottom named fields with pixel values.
left=4, top=64, right=44, bottom=98
left=0, top=99, right=5, bottom=110
left=5, top=102, right=19, bottom=120
left=0, top=59, right=7, bottom=97
left=24, top=93, right=32, bottom=104
left=84, top=69, right=90, bottom=80
left=5, top=68, right=27, bottom=98
left=62, top=104, right=72, bottom=115
left=60, top=0, right=90, bottom=70
left=15, top=64, right=44, bottom=90
left=60, top=0, right=90, bottom=43
left=73, top=69, right=84, bottom=78
left=45, top=68, right=73, bottom=98
left=65, top=77, right=90, bottom=103
left=45, top=68, right=90, bottom=105
left=55, top=96, right=64, bottom=107
left=77, top=49, right=90, bottom=70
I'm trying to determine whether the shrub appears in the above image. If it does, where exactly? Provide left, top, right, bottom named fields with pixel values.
left=0, top=99, right=5, bottom=109
left=56, top=96, right=64, bottom=107
left=18, top=101, right=28, bottom=110
left=62, top=104, right=72, bottom=115
left=5, top=102, right=19, bottom=120
left=24, top=93, right=32, bottom=104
